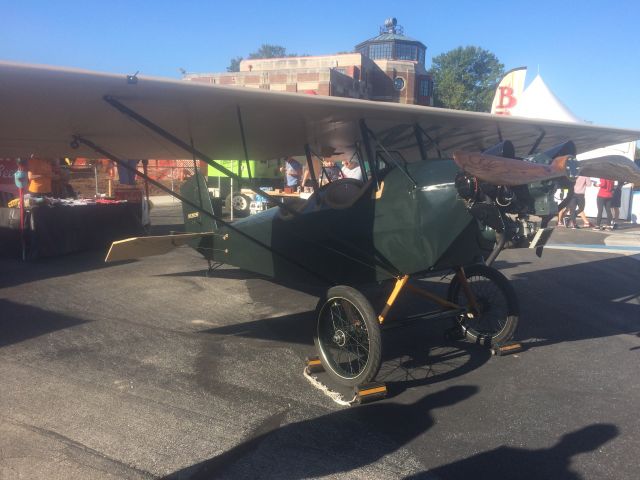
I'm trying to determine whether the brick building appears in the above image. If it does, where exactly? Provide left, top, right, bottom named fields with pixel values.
left=185, top=18, right=433, bottom=106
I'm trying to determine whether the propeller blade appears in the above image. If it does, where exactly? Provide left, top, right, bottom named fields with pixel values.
left=576, top=155, right=640, bottom=184
left=453, top=151, right=568, bottom=186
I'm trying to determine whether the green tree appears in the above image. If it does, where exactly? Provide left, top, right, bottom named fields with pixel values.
left=226, top=56, right=242, bottom=72
left=429, top=46, right=504, bottom=112
left=227, top=44, right=305, bottom=72
left=248, top=44, right=288, bottom=59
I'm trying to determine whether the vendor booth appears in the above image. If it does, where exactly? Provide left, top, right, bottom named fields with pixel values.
left=0, top=198, right=145, bottom=259
left=0, top=157, right=147, bottom=259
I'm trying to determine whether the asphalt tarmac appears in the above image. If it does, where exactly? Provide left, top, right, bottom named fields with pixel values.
left=1, top=204, right=639, bottom=479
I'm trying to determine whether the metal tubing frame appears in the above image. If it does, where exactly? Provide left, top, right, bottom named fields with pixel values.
left=366, top=126, right=417, bottom=188
left=484, top=231, right=506, bottom=266
left=414, top=124, right=443, bottom=158
left=74, top=135, right=330, bottom=283
left=304, top=143, right=320, bottom=192
left=378, top=275, right=409, bottom=324
left=359, top=119, right=380, bottom=190
left=414, top=124, right=428, bottom=161
left=102, top=95, right=297, bottom=216
left=453, top=266, right=480, bottom=313
left=527, top=130, right=546, bottom=156
left=354, top=142, right=369, bottom=182
left=236, top=106, right=252, bottom=182
left=404, top=283, right=460, bottom=310
left=376, top=273, right=468, bottom=325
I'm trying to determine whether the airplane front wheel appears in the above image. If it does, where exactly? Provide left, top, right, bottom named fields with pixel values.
left=314, top=286, right=381, bottom=387
left=447, top=264, right=519, bottom=347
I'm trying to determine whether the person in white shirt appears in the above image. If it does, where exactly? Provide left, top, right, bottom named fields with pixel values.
left=341, top=157, right=363, bottom=181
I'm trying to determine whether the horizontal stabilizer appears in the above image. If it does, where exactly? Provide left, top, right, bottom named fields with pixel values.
left=105, top=232, right=213, bottom=263
left=453, top=151, right=568, bottom=186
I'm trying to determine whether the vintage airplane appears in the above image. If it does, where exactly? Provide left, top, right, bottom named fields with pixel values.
left=1, top=61, right=639, bottom=390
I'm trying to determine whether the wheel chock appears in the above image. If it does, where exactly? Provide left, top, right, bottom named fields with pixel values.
left=491, top=342, right=523, bottom=356
left=305, top=356, right=324, bottom=374
left=354, top=382, right=387, bottom=404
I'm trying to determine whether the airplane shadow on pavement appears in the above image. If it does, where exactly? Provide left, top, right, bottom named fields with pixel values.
left=406, top=423, right=618, bottom=480
left=0, top=299, right=87, bottom=348
left=162, top=385, right=479, bottom=480
left=0, top=251, right=115, bottom=289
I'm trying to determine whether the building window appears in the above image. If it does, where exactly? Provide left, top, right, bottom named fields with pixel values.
left=419, top=78, right=432, bottom=97
left=396, top=43, right=417, bottom=61
left=369, top=43, right=392, bottom=60
left=394, top=77, right=405, bottom=91
left=417, top=48, right=425, bottom=66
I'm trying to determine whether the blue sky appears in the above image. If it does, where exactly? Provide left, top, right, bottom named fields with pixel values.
left=2, top=0, right=639, bottom=129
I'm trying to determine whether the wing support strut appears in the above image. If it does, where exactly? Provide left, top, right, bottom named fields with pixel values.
left=73, top=135, right=330, bottom=283
left=414, top=124, right=428, bottom=161
left=362, top=122, right=417, bottom=188
left=359, top=119, right=380, bottom=190
left=236, top=106, right=252, bottom=182
left=304, top=144, right=320, bottom=193
left=414, top=124, right=443, bottom=158
left=527, top=130, right=546, bottom=156
left=102, top=95, right=297, bottom=216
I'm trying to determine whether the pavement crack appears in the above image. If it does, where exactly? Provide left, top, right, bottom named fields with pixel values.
left=1, top=416, right=155, bottom=479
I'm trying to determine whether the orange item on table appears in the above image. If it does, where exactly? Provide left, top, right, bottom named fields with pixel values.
left=28, top=157, right=53, bottom=194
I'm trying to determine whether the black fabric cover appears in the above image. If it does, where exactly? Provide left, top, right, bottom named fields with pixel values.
left=0, top=203, right=144, bottom=259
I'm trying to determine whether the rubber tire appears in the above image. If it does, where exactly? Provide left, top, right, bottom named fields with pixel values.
left=447, top=264, right=519, bottom=347
left=313, top=286, right=382, bottom=387
left=225, top=193, right=251, bottom=217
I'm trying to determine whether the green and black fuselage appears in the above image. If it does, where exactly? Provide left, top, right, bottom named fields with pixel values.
left=181, top=158, right=495, bottom=286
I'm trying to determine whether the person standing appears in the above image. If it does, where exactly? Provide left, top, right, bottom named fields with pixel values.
left=341, top=157, right=363, bottom=181
left=27, top=156, right=54, bottom=197
left=321, top=159, right=342, bottom=183
left=281, top=157, right=302, bottom=189
left=610, top=182, right=623, bottom=229
left=566, top=176, right=593, bottom=229
left=594, top=178, right=615, bottom=230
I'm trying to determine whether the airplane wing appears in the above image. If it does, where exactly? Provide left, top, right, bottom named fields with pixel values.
left=0, top=61, right=639, bottom=161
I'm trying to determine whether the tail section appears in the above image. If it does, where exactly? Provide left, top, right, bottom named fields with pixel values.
left=180, top=172, right=217, bottom=234
left=104, top=172, right=221, bottom=264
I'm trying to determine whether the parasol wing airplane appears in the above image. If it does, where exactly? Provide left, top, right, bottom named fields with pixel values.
left=2, top=61, right=639, bottom=389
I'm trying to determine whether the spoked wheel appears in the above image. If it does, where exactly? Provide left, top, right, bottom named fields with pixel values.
left=225, top=193, right=251, bottom=217
left=314, top=286, right=382, bottom=387
left=447, top=264, right=519, bottom=346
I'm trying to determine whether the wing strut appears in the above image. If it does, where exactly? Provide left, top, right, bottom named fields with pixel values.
left=189, top=136, right=207, bottom=225
left=414, top=124, right=428, bottom=161
left=363, top=122, right=417, bottom=188
left=236, top=106, right=252, bottom=182
left=527, top=130, right=546, bottom=155
left=414, top=124, right=443, bottom=158
left=102, top=95, right=297, bottom=216
left=74, top=135, right=330, bottom=283
left=303, top=144, right=320, bottom=193
left=359, top=119, right=380, bottom=190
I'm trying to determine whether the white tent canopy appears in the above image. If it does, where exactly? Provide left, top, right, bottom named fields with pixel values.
left=510, top=75, right=583, bottom=123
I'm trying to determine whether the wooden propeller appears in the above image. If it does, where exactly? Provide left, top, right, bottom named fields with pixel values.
left=453, top=151, right=569, bottom=186
left=575, top=155, right=640, bottom=184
